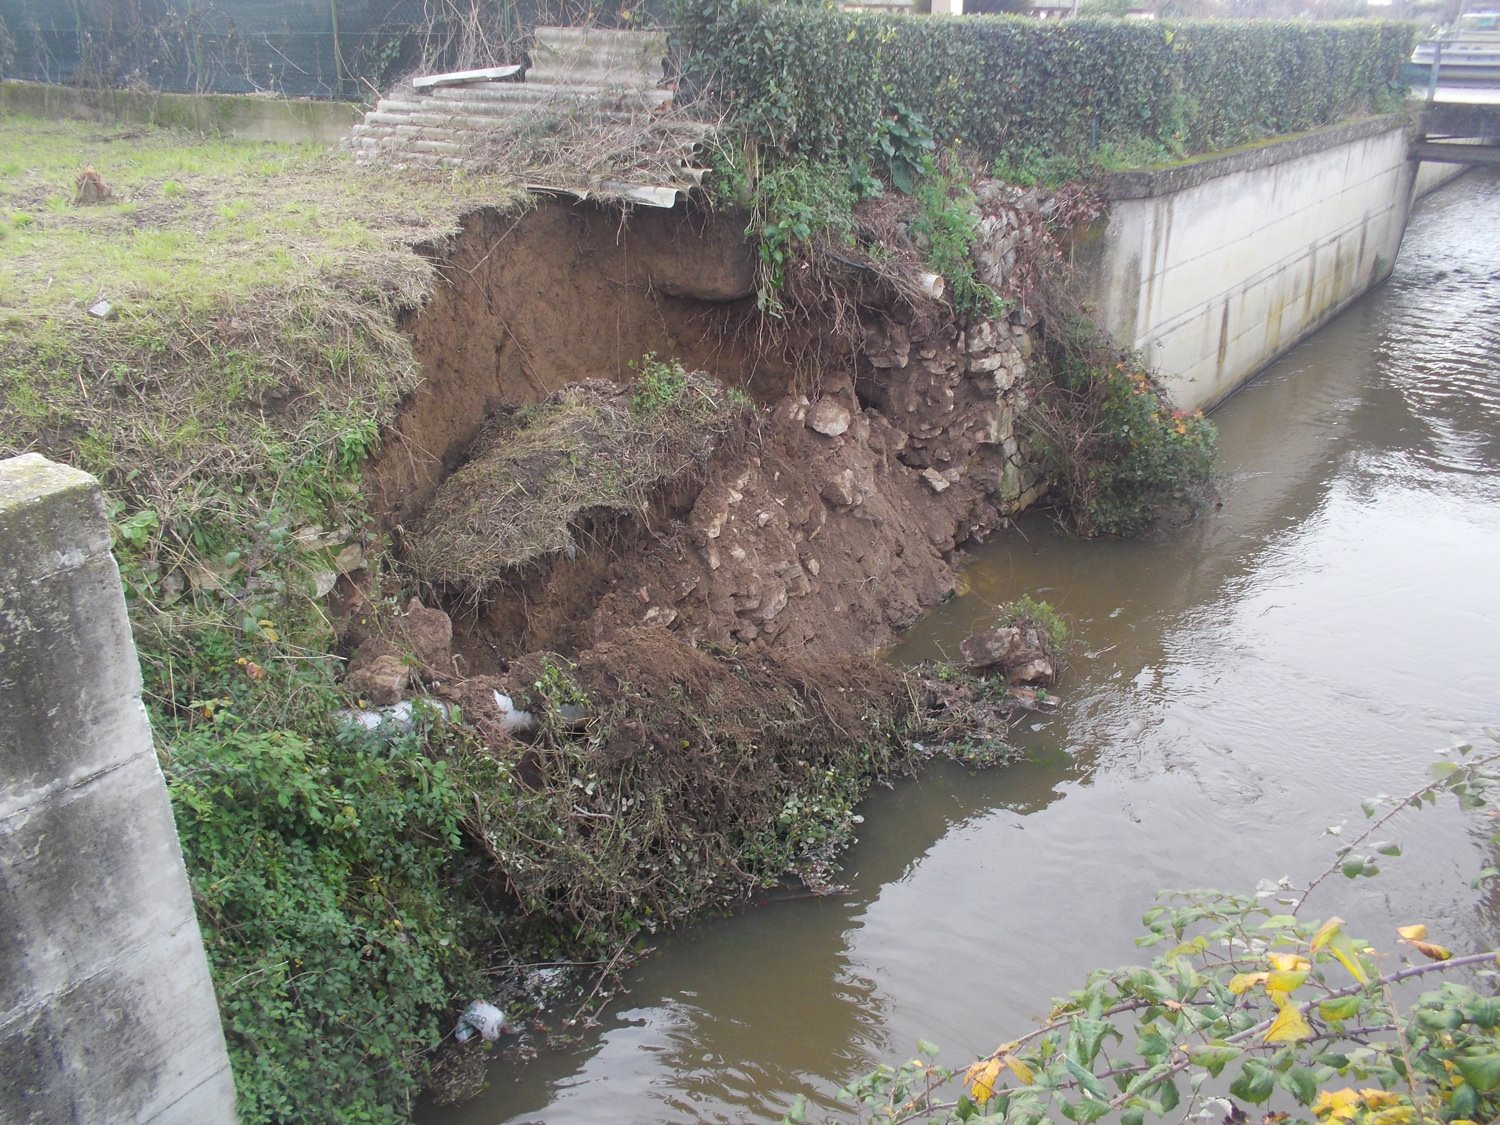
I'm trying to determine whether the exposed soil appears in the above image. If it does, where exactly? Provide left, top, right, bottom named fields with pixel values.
left=364, top=191, right=1052, bottom=672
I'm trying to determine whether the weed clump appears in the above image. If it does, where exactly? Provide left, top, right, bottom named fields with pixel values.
left=996, top=594, right=1069, bottom=653
left=1029, top=322, right=1217, bottom=537
left=403, top=369, right=750, bottom=595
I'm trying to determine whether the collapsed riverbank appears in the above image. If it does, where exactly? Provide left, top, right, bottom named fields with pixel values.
left=0, top=115, right=1127, bottom=1120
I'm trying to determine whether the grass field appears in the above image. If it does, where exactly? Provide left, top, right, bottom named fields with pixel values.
left=0, top=116, right=530, bottom=1121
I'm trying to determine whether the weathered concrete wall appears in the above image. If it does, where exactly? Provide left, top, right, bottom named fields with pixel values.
left=1413, top=158, right=1469, bottom=198
left=0, top=454, right=237, bottom=1123
left=1074, top=116, right=1418, bottom=411
left=1, top=79, right=360, bottom=143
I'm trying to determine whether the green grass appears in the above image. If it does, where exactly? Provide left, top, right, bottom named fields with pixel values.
left=0, top=114, right=530, bottom=1123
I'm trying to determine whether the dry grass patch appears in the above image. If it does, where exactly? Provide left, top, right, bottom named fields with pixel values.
left=405, top=366, right=750, bottom=595
left=0, top=114, right=524, bottom=521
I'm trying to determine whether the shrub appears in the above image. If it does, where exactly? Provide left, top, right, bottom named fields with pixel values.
left=1029, top=327, right=1218, bottom=537
left=167, top=714, right=482, bottom=1123
left=679, top=3, right=1413, bottom=167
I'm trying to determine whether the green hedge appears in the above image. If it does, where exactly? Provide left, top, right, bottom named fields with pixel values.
left=678, top=2, right=1414, bottom=164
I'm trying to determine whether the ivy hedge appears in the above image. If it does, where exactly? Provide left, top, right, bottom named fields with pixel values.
left=678, top=3, right=1414, bottom=165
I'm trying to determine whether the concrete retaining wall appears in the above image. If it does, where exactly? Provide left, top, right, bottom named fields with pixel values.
left=1, top=79, right=360, bottom=144
left=1074, top=115, right=1418, bottom=411
left=0, top=454, right=237, bottom=1123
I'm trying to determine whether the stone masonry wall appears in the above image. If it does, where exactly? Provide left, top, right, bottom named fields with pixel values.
left=0, top=454, right=237, bottom=1123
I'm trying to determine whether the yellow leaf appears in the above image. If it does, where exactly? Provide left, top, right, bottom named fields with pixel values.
left=1396, top=924, right=1427, bottom=941
left=1323, top=930, right=1371, bottom=985
left=965, top=1058, right=1003, bottom=1107
left=1264, top=1000, right=1313, bottom=1044
left=1269, top=953, right=1311, bottom=972
left=1004, top=1053, right=1035, bottom=1085
left=1410, top=940, right=1452, bottom=962
left=1266, top=969, right=1310, bottom=1003
left=1229, top=972, right=1268, bottom=995
left=1310, top=917, right=1344, bottom=953
left=1312, top=1087, right=1361, bottom=1121
left=1359, top=1089, right=1401, bottom=1109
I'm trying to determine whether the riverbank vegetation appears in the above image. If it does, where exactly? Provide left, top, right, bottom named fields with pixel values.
left=808, top=742, right=1500, bottom=1125
left=0, top=8, right=1418, bottom=1118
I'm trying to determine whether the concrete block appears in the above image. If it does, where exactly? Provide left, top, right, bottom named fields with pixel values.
left=0, top=454, right=236, bottom=1122
left=0, top=454, right=110, bottom=589
left=0, top=551, right=152, bottom=814
left=0, top=751, right=200, bottom=1015
left=0, top=922, right=236, bottom=1124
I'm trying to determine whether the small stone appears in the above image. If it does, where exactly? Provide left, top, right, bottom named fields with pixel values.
left=1009, top=658, right=1056, bottom=686
left=759, top=583, right=789, bottom=622
left=334, top=543, right=365, bottom=574
left=959, top=627, right=1023, bottom=672
left=728, top=545, right=748, bottom=562
left=642, top=605, right=678, bottom=628
left=820, top=469, right=859, bottom=508
left=757, top=511, right=772, bottom=527
left=804, top=556, right=820, bottom=577
left=87, top=299, right=115, bottom=320
left=346, top=653, right=409, bottom=707
left=400, top=597, right=452, bottom=669
left=807, top=398, right=852, bottom=437
left=920, top=468, right=950, bottom=494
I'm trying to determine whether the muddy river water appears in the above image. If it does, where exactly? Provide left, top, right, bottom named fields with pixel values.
left=441, top=169, right=1500, bottom=1124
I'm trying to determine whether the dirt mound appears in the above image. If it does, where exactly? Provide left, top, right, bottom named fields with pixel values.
left=437, top=629, right=914, bottom=940
left=402, top=373, right=749, bottom=596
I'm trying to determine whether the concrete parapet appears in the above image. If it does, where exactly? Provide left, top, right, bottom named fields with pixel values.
left=0, top=453, right=237, bottom=1123
left=0, top=79, right=360, bottom=144
left=1074, top=116, right=1417, bottom=412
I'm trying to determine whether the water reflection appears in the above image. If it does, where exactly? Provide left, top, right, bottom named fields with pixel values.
left=441, top=170, right=1500, bottom=1125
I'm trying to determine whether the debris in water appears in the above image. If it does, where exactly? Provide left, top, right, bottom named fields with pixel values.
left=454, top=999, right=512, bottom=1043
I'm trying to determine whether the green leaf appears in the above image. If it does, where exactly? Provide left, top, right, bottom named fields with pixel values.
left=1228, top=1060, right=1276, bottom=1105
left=916, top=1039, right=940, bottom=1058
left=1063, top=1056, right=1109, bottom=1102
left=1453, top=1053, right=1500, bottom=1092
left=1373, top=841, right=1402, bottom=856
left=1451, top=1081, right=1480, bottom=1118
left=1187, top=1042, right=1242, bottom=1078
left=1158, top=1076, right=1180, bottom=1113
left=1281, top=1065, right=1318, bottom=1106
left=1137, top=1029, right=1171, bottom=1063
left=1318, top=995, right=1362, bottom=1022
left=1120, top=1110, right=1144, bottom=1125
left=1059, top=1097, right=1110, bottom=1123
left=1071, top=1018, right=1114, bottom=1066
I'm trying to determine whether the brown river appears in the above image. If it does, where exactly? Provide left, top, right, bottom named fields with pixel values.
left=440, top=168, right=1500, bottom=1124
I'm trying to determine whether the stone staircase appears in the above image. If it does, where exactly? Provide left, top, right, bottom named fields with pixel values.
left=350, top=26, right=710, bottom=206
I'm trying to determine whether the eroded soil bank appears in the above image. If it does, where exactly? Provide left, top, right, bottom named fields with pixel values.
left=362, top=191, right=1051, bottom=672
left=337, top=186, right=1083, bottom=1107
